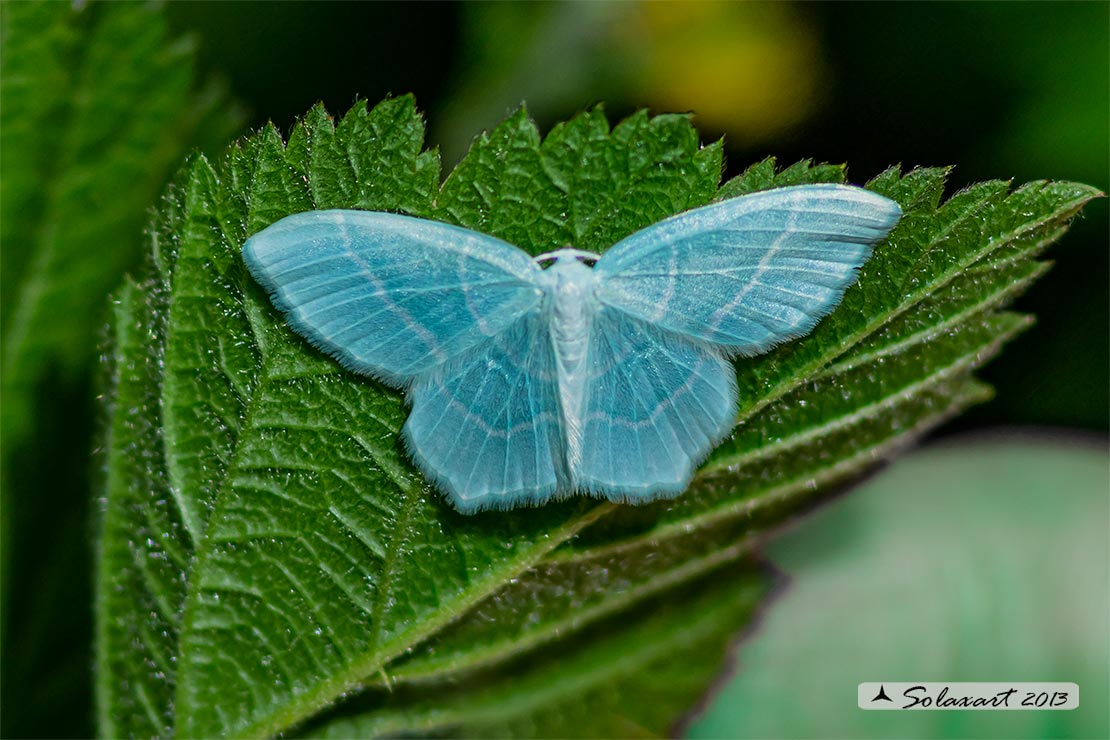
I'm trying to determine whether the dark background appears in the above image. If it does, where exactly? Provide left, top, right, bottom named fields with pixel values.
left=167, top=0, right=1109, bottom=431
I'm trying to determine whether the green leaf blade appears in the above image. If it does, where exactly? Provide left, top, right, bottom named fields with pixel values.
left=436, top=108, right=570, bottom=253
left=0, top=1, right=75, bottom=322
left=97, top=99, right=1098, bottom=738
left=97, top=275, right=183, bottom=739
left=303, top=562, right=770, bottom=740
left=716, top=156, right=846, bottom=199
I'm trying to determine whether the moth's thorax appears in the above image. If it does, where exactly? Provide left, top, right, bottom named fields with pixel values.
left=545, top=257, right=596, bottom=372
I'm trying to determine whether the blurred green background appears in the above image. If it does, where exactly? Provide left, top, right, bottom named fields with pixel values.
left=1, top=2, right=1106, bottom=737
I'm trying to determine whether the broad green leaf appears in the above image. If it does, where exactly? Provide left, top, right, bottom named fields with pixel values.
left=0, top=2, right=240, bottom=735
left=0, top=0, right=239, bottom=438
left=98, top=99, right=1099, bottom=738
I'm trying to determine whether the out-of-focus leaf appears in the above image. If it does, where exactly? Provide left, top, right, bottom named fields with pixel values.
left=688, top=435, right=1109, bottom=740
left=0, top=2, right=240, bottom=736
left=0, top=0, right=239, bottom=443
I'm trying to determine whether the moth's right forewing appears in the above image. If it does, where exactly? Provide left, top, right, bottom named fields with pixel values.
left=593, top=184, right=902, bottom=356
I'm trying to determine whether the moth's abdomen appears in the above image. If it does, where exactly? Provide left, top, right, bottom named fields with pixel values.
left=547, top=260, right=598, bottom=475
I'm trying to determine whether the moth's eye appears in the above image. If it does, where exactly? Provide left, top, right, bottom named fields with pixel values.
left=534, top=249, right=599, bottom=267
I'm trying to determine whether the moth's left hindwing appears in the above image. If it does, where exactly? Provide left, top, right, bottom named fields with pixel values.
left=404, top=310, right=566, bottom=512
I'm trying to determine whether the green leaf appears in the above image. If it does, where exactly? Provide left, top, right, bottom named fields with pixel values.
left=0, top=2, right=241, bottom=735
left=715, top=155, right=846, bottom=199
left=98, top=99, right=1099, bottom=738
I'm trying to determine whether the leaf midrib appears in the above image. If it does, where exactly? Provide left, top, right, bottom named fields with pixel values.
left=175, top=292, right=300, bottom=736
left=379, top=380, right=986, bottom=690
left=321, top=576, right=759, bottom=737
left=230, top=504, right=613, bottom=739
left=365, top=460, right=422, bottom=651
left=383, top=529, right=763, bottom=685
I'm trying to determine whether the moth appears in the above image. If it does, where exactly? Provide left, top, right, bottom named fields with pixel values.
left=243, top=184, right=901, bottom=513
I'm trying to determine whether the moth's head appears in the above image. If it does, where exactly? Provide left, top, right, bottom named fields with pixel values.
left=534, top=248, right=600, bottom=269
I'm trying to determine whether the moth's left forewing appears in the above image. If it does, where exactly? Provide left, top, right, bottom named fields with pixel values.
left=593, top=184, right=902, bottom=355
left=242, top=210, right=545, bottom=385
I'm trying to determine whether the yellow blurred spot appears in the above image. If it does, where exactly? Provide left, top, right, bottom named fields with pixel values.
left=615, top=2, right=826, bottom=142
